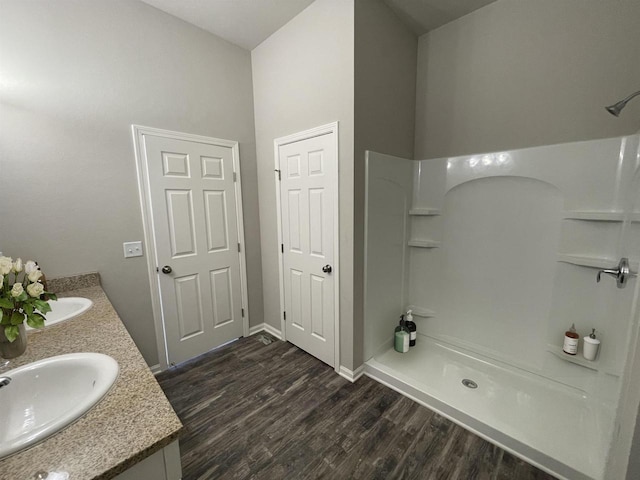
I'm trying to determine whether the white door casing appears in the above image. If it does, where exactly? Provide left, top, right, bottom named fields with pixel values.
left=132, top=126, right=249, bottom=369
left=274, top=122, right=340, bottom=369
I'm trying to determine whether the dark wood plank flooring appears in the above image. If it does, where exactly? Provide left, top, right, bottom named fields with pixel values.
left=157, top=334, right=557, bottom=480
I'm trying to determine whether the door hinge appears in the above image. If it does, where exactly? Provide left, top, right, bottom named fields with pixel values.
left=275, top=169, right=281, bottom=181
left=238, top=242, right=241, bottom=252
left=281, top=243, right=284, bottom=253
left=233, top=171, right=237, bottom=182
left=284, top=311, right=286, bottom=320
left=241, top=307, right=245, bottom=318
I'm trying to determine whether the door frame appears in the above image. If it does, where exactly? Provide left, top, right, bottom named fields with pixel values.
left=273, top=121, right=340, bottom=372
left=131, top=125, right=250, bottom=371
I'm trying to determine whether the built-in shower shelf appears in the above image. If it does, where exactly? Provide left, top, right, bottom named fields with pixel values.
left=406, top=305, right=436, bottom=318
left=557, top=254, right=619, bottom=269
left=546, top=345, right=599, bottom=371
left=557, top=254, right=640, bottom=271
left=408, top=239, right=441, bottom=248
left=409, top=207, right=441, bottom=216
left=546, top=344, right=620, bottom=376
left=563, top=211, right=640, bottom=222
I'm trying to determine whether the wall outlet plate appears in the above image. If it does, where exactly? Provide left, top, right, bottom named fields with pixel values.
left=123, top=241, right=143, bottom=258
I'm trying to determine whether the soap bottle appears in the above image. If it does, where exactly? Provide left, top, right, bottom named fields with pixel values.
left=405, top=309, right=417, bottom=347
left=583, top=328, right=601, bottom=361
left=394, top=315, right=410, bottom=353
left=563, top=323, right=579, bottom=355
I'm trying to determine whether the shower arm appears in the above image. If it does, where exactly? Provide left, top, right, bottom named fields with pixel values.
left=621, top=90, right=640, bottom=104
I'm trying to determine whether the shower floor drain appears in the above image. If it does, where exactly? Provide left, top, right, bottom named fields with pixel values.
left=462, top=379, right=478, bottom=389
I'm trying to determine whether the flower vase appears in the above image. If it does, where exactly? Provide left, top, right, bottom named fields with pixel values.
left=0, top=323, right=27, bottom=359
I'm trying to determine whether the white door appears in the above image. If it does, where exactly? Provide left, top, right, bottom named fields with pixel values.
left=143, top=134, right=245, bottom=366
left=278, top=132, right=337, bottom=366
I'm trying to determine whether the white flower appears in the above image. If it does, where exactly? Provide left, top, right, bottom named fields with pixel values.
left=24, top=261, right=37, bottom=274
left=12, top=258, right=23, bottom=273
left=26, top=282, right=44, bottom=298
left=11, top=283, right=24, bottom=298
left=0, top=274, right=3, bottom=285
left=28, top=269, right=43, bottom=283
left=0, top=257, right=13, bottom=275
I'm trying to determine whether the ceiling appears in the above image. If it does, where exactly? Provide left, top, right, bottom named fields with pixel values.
left=141, top=0, right=498, bottom=51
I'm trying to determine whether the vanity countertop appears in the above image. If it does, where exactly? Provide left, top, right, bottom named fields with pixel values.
left=0, top=278, right=183, bottom=480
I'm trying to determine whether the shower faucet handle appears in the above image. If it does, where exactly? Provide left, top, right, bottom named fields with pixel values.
left=596, top=257, right=636, bottom=288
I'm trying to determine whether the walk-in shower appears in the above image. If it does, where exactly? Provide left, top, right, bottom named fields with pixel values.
left=364, top=133, right=640, bottom=480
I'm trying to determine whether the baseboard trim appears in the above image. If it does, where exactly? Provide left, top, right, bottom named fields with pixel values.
left=338, top=364, right=365, bottom=383
left=248, top=323, right=282, bottom=340
left=150, top=363, right=162, bottom=375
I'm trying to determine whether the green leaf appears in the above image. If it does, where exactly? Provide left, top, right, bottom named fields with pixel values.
left=0, top=298, right=13, bottom=309
left=4, top=325, right=19, bottom=342
left=33, top=299, right=51, bottom=314
left=10, top=311, right=25, bottom=326
left=26, top=312, right=45, bottom=329
left=23, top=303, right=34, bottom=315
left=46, top=293, right=57, bottom=301
left=16, top=291, right=28, bottom=302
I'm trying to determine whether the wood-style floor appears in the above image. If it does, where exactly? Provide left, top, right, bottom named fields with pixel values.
left=157, top=334, right=557, bottom=480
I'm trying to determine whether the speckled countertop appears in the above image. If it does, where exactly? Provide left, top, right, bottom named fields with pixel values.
left=0, top=274, right=183, bottom=480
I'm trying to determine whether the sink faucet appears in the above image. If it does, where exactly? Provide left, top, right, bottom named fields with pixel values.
left=0, top=376, right=11, bottom=388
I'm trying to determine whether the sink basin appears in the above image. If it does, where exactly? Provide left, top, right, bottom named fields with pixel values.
left=0, top=352, right=119, bottom=459
left=26, top=297, right=93, bottom=330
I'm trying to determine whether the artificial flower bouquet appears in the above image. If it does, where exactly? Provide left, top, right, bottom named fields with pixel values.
left=0, top=257, right=56, bottom=342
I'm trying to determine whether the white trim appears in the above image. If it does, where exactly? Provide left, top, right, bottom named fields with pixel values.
left=248, top=322, right=283, bottom=340
left=338, top=365, right=365, bottom=383
left=273, top=122, right=340, bottom=373
left=131, top=125, right=250, bottom=370
left=150, top=364, right=162, bottom=376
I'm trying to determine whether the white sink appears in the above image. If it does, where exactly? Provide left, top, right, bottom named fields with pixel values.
left=0, top=352, right=119, bottom=459
left=26, top=297, right=93, bottom=330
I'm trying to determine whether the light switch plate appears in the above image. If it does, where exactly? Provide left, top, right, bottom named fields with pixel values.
left=123, top=241, right=143, bottom=258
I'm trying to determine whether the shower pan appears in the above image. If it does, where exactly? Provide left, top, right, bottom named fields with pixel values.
left=363, top=133, right=640, bottom=480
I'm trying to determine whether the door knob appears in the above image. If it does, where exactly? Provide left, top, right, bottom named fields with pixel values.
left=322, top=265, right=332, bottom=274
left=161, top=265, right=173, bottom=274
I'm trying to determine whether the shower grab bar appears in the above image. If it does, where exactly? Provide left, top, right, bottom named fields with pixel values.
left=597, top=257, right=636, bottom=288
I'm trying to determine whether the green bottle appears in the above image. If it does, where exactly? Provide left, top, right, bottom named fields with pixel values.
left=394, top=315, right=410, bottom=353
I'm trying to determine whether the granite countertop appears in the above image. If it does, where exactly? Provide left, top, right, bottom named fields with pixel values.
left=0, top=274, right=183, bottom=480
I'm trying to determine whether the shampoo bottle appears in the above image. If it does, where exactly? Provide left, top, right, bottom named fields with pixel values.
left=563, top=323, right=579, bottom=355
left=394, top=316, right=410, bottom=353
left=405, top=310, right=417, bottom=347
left=583, top=328, right=601, bottom=361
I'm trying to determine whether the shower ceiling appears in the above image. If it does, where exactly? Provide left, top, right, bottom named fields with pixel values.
left=140, top=0, right=498, bottom=50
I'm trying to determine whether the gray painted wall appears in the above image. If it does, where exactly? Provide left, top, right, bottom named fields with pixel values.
left=354, top=0, right=417, bottom=367
left=251, top=0, right=356, bottom=368
left=414, top=0, right=640, bottom=159
left=0, top=0, right=263, bottom=365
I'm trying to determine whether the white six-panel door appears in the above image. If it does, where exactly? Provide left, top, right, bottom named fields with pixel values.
left=142, top=134, right=245, bottom=366
left=278, top=132, right=337, bottom=367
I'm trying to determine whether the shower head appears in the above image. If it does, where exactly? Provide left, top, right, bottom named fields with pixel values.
left=605, top=90, right=640, bottom=117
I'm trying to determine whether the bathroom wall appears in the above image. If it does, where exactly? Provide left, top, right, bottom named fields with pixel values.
left=0, top=0, right=262, bottom=365
left=251, top=0, right=356, bottom=367
left=353, top=0, right=417, bottom=368
left=414, top=0, right=640, bottom=159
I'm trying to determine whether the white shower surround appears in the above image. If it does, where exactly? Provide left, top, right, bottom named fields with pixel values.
left=363, top=133, right=640, bottom=480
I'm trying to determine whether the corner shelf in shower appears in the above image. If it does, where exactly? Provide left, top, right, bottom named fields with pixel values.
left=406, top=305, right=436, bottom=318
left=408, top=239, right=441, bottom=248
left=408, top=207, right=441, bottom=216
left=557, top=254, right=639, bottom=271
left=563, top=210, right=640, bottom=222
left=546, top=344, right=620, bottom=376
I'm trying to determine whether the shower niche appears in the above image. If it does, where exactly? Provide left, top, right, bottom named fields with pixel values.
left=364, top=133, right=640, bottom=480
